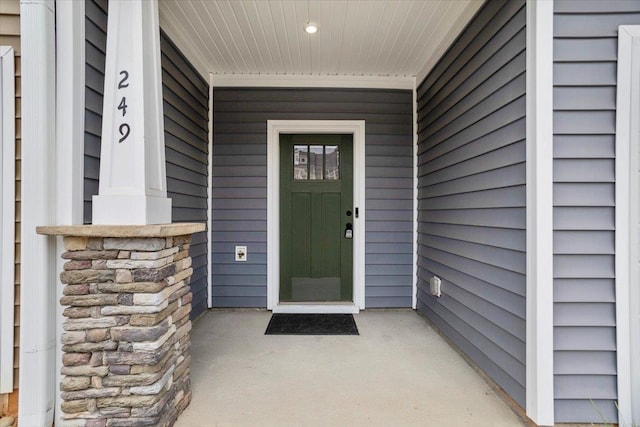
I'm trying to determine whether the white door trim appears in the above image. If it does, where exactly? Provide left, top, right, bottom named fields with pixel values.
left=267, top=120, right=366, bottom=314
left=615, top=25, right=640, bottom=426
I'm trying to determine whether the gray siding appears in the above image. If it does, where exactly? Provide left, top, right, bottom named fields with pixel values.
left=212, top=88, right=413, bottom=308
left=84, top=0, right=107, bottom=224
left=553, top=1, right=640, bottom=423
left=416, top=0, right=526, bottom=408
left=84, top=2, right=210, bottom=319
left=160, top=32, right=209, bottom=320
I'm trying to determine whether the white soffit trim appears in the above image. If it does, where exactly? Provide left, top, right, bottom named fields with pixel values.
left=19, top=0, right=57, bottom=425
left=0, top=46, right=16, bottom=394
left=211, top=74, right=414, bottom=90
left=525, top=0, right=555, bottom=425
left=615, top=25, right=640, bottom=427
left=266, top=120, right=366, bottom=312
left=54, top=1, right=85, bottom=424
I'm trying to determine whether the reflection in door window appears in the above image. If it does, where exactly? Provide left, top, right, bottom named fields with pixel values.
left=309, top=145, right=323, bottom=180
left=294, top=145, right=308, bottom=180
left=325, top=146, right=340, bottom=180
left=293, top=144, right=340, bottom=181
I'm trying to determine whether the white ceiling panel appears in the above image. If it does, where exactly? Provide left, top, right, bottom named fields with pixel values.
left=159, top=0, right=483, bottom=83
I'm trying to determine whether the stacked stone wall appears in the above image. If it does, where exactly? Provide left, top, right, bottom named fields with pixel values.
left=57, top=234, right=194, bottom=427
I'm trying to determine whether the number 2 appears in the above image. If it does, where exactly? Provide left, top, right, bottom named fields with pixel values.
left=118, top=70, right=129, bottom=89
left=116, top=70, right=130, bottom=143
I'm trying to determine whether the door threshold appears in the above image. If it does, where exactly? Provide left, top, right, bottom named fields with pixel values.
left=272, top=302, right=360, bottom=314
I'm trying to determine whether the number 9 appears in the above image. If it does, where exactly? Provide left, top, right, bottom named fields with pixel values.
left=118, top=123, right=130, bottom=143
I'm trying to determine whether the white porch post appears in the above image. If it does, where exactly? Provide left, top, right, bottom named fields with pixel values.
left=54, top=1, right=86, bottom=425
left=19, top=0, right=57, bottom=425
left=92, top=0, right=171, bottom=225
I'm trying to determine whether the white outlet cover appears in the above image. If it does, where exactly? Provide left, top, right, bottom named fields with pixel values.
left=429, top=276, right=442, bottom=297
left=235, top=246, right=247, bottom=262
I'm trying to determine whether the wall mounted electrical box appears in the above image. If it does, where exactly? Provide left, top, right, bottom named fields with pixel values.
left=430, top=276, right=442, bottom=297
left=235, top=246, right=247, bottom=262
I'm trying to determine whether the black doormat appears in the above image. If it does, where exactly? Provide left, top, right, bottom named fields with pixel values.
left=265, top=314, right=359, bottom=335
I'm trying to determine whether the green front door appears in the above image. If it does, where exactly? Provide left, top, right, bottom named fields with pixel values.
left=280, top=134, right=353, bottom=302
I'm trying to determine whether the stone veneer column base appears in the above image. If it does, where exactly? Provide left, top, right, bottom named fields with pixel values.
left=37, top=224, right=205, bottom=427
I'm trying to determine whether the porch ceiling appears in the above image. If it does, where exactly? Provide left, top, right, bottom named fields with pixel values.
left=158, top=0, right=483, bottom=85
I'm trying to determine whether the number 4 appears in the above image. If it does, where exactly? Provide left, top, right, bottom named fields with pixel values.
left=118, top=97, right=127, bottom=116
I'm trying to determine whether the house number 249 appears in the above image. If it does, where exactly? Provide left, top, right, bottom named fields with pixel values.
left=117, top=70, right=130, bottom=143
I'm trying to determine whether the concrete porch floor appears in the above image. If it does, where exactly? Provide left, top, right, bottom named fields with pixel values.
left=175, top=309, right=527, bottom=427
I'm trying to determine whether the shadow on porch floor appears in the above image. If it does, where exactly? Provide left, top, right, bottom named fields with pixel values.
left=175, top=309, right=527, bottom=427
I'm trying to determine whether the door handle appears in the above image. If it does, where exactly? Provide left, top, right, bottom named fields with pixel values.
left=344, top=222, right=353, bottom=239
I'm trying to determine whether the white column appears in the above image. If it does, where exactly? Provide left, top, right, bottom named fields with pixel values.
left=615, top=25, right=640, bottom=427
left=55, top=0, right=86, bottom=424
left=92, top=0, right=171, bottom=225
left=525, top=0, right=555, bottom=425
left=19, top=0, right=57, bottom=425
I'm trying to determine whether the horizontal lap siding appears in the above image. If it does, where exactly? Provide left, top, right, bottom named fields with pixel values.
left=160, top=32, right=209, bottom=320
left=212, top=88, right=413, bottom=308
left=416, top=0, right=526, bottom=408
left=552, top=1, right=640, bottom=423
left=84, top=0, right=107, bottom=224
left=84, top=2, right=210, bottom=319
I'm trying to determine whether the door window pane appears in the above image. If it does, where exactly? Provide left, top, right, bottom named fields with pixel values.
left=293, top=143, right=341, bottom=181
left=294, top=145, right=308, bottom=180
left=324, top=145, right=340, bottom=180
left=309, top=145, right=324, bottom=180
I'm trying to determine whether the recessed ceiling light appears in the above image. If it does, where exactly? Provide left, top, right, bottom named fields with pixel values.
left=304, top=22, right=318, bottom=34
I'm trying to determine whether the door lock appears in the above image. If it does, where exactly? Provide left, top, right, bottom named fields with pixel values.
left=344, top=223, right=353, bottom=239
